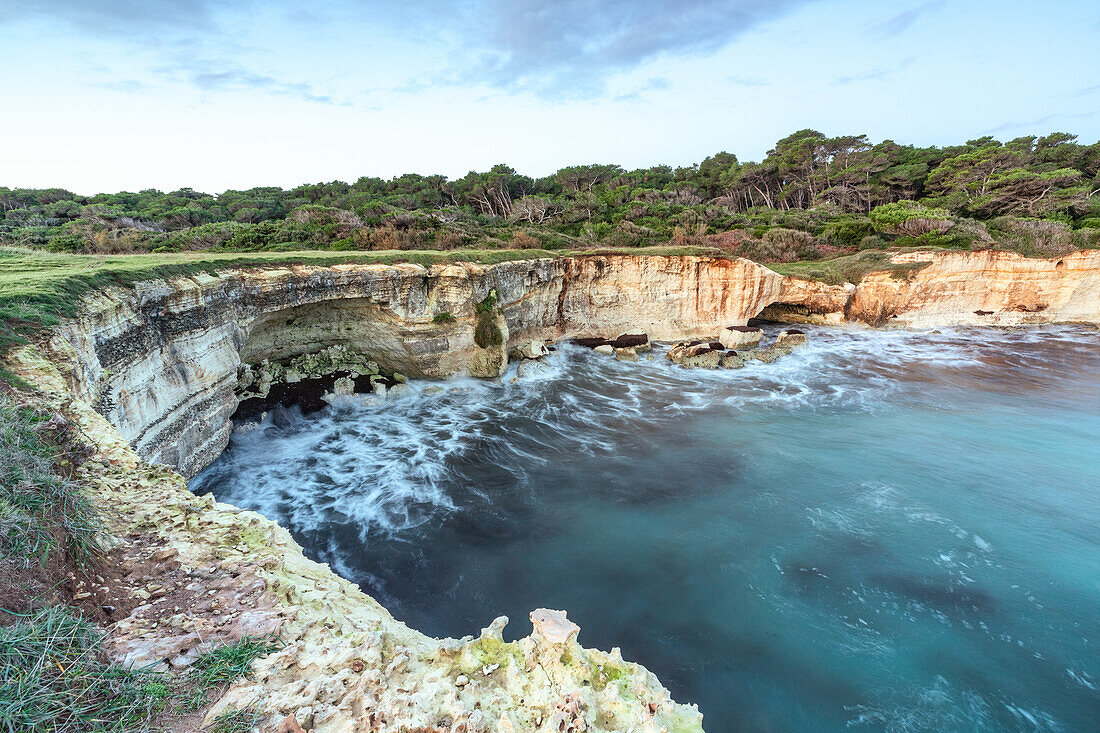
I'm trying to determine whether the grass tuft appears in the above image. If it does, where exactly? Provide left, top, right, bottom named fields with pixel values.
left=0, top=393, right=101, bottom=568
left=188, top=635, right=282, bottom=690
left=209, top=706, right=262, bottom=733
left=0, top=606, right=169, bottom=732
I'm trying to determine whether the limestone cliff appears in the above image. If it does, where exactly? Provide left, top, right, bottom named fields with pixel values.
left=36, top=252, right=1097, bottom=479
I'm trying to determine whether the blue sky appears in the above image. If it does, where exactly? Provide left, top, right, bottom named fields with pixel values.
left=1, top=0, right=1098, bottom=194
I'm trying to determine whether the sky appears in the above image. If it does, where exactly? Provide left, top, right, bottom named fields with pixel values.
left=1, top=0, right=1098, bottom=194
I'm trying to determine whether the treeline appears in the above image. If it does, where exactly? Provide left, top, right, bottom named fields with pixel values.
left=2, top=130, right=1099, bottom=262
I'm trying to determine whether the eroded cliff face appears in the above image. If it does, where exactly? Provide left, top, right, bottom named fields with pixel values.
left=847, top=249, right=1100, bottom=327
left=33, top=252, right=1100, bottom=480
left=6, top=250, right=1099, bottom=733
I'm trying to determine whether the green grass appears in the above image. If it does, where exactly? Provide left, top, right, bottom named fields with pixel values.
left=768, top=250, right=933, bottom=285
left=0, top=607, right=170, bottom=732
left=0, top=607, right=282, bottom=732
left=0, top=392, right=102, bottom=567
left=187, top=635, right=282, bottom=690
left=208, top=707, right=262, bottom=733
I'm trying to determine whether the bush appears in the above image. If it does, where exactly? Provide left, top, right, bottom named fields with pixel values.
left=869, top=201, right=953, bottom=236
left=821, top=217, right=873, bottom=246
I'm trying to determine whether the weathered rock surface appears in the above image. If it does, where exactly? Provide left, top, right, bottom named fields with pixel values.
left=667, top=341, right=726, bottom=369
left=5, top=348, right=706, bottom=733
left=719, top=326, right=763, bottom=349
left=514, top=339, right=551, bottom=360
left=774, top=330, right=808, bottom=348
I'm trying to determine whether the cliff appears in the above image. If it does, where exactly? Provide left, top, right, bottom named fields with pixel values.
left=4, top=249, right=1099, bottom=733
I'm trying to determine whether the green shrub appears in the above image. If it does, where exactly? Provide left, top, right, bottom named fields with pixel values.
left=433, top=312, right=456, bottom=324
left=869, top=201, right=953, bottom=236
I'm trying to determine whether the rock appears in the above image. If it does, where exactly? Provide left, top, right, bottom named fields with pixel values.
left=515, top=340, right=550, bottom=360
left=613, top=330, right=649, bottom=349
left=455, top=674, right=470, bottom=687
left=422, top=385, right=444, bottom=395
left=719, top=326, right=762, bottom=350
left=614, top=347, right=638, bottom=362
left=593, top=344, right=615, bottom=356
left=332, top=376, right=355, bottom=395
left=516, top=360, right=551, bottom=379
left=392, top=372, right=408, bottom=384
left=719, top=352, right=744, bottom=369
left=468, top=345, right=508, bottom=378
left=667, top=340, right=724, bottom=369
left=530, top=609, right=580, bottom=646
left=774, top=329, right=808, bottom=348
left=754, top=345, right=794, bottom=363
left=276, top=715, right=305, bottom=733
left=387, top=383, right=411, bottom=400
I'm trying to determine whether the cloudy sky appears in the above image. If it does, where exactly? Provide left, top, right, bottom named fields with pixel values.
left=1, top=0, right=1098, bottom=194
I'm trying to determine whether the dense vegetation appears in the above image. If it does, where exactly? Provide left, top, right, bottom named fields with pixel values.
left=3, top=131, right=1098, bottom=261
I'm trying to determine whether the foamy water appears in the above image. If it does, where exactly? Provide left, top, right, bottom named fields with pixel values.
left=191, top=325, right=1100, bottom=731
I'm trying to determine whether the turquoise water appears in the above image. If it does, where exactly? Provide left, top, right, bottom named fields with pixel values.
left=191, top=326, right=1100, bottom=732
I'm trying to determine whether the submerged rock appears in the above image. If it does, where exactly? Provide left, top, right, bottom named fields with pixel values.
left=753, top=345, right=795, bottom=363
left=514, top=340, right=551, bottom=360
left=720, top=352, right=745, bottom=369
left=667, top=340, right=724, bottom=369
left=719, top=325, right=763, bottom=350
left=516, top=359, right=551, bottom=379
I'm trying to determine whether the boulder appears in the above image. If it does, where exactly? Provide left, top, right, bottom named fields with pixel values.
left=667, top=340, right=723, bottom=369
left=774, top=329, right=808, bottom=348
left=593, top=344, right=615, bottom=356
left=515, top=340, right=551, bottom=360
left=754, top=345, right=794, bottom=363
left=614, top=347, right=639, bottom=362
left=422, top=385, right=445, bottom=395
left=719, top=326, right=763, bottom=350
left=719, top=352, right=744, bottom=369
left=332, top=376, right=355, bottom=396
left=613, top=330, right=650, bottom=350
left=387, top=383, right=411, bottom=399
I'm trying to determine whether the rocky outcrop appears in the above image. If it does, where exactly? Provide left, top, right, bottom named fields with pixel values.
left=845, top=249, right=1100, bottom=327
left=6, top=350, right=704, bottom=732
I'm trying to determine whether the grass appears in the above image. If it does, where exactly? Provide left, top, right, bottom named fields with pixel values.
left=0, top=606, right=281, bottom=733
left=768, top=250, right=933, bottom=285
left=0, top=392, right=101, bottom=568
left=0, top=606, right=171, bottom=732
left=187, top=635, right=282, bottom=689
left=208, top=707, right=262, bottom=733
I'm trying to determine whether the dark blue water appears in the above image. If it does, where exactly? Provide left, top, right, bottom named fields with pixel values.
left=191, top=326, right=1100, bottom=732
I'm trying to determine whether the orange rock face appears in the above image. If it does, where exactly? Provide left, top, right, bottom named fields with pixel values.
left=845, top=250, right=1100, bottom=327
